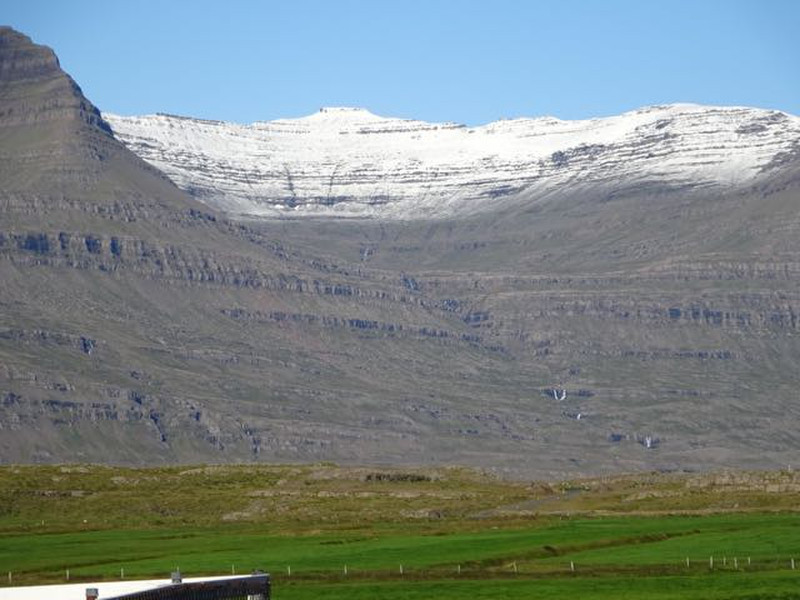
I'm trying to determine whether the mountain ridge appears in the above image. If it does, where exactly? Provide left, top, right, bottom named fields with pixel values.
left=104, top=102, right=800, bottom=219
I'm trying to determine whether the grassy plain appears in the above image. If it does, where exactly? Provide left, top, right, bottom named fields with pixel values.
left=1, top=465, right=799, bottom=598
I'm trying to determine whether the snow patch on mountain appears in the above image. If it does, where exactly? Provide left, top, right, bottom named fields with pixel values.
left=104, top=104, right=800, bottom=219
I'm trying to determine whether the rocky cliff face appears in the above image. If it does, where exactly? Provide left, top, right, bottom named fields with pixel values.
left=0, top=27, right=110, bottom=131
left=105, top=104, right=800, bottom=218
left=1, top=27, right=799, bottom=476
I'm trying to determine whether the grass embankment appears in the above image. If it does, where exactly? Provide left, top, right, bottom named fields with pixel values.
left=1, top=465, right=798, bottom=599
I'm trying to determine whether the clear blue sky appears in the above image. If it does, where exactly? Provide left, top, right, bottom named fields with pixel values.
left=5, top=0, right=799, bottom=125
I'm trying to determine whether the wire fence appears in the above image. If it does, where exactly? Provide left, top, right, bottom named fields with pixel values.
left=4, top=558, right=798, bottom=591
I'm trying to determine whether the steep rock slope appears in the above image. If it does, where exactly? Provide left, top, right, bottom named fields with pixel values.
left=105, top=104, right=800, bottom=218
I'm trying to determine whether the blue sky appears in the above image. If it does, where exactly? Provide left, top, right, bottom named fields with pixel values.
left=5, top=0, right=799, bottom=125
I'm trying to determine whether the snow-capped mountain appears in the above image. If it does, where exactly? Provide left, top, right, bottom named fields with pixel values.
left=6, top=24, right=800, bottom=473
left=104, top=104, right=800, bottom=219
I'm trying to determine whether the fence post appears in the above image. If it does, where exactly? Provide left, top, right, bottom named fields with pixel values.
left=66, top=569, right=70, bottom=581
left=287, top=566, right=291, bottom=577
left=570, top=561, right=575, bottom=572
left=709, top=556, right=713, bottom=569
left=399, top=564, right=403, bottom=576
left=685, top=557, right=690, bottom=568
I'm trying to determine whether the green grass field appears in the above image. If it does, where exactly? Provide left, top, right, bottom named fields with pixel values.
left=276, top=574, right=800, bottom=600
left=1, top=465, right=799, bottom=598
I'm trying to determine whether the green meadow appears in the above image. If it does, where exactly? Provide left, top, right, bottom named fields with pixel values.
left=1, top=465, right=799, bottom=598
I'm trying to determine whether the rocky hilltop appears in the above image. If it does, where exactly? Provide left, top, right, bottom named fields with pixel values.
left=1, top=27, right=799, bottom=476
left=105, top=104, right=800, bottom=218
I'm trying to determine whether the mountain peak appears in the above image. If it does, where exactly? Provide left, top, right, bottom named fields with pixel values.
left=283, top=106, right=390, bottom=126
left=0, top=25, right=34, bottom=45
left=0, top=26, right=207, bottom=221
left=318, top=106, right=375, bottom=115
left=0, top=25, right=112, bottom=137
left=0, top=26, right=62, bottom=87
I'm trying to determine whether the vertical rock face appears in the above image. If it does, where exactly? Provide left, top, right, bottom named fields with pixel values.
left=1, top=27, right=800, bottom=476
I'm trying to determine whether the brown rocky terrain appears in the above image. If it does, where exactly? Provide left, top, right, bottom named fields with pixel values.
left=1, top=27, right=798, bottom=477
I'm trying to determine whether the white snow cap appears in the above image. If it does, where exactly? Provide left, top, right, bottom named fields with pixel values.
left=104, top=103, right=800, bottom=219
